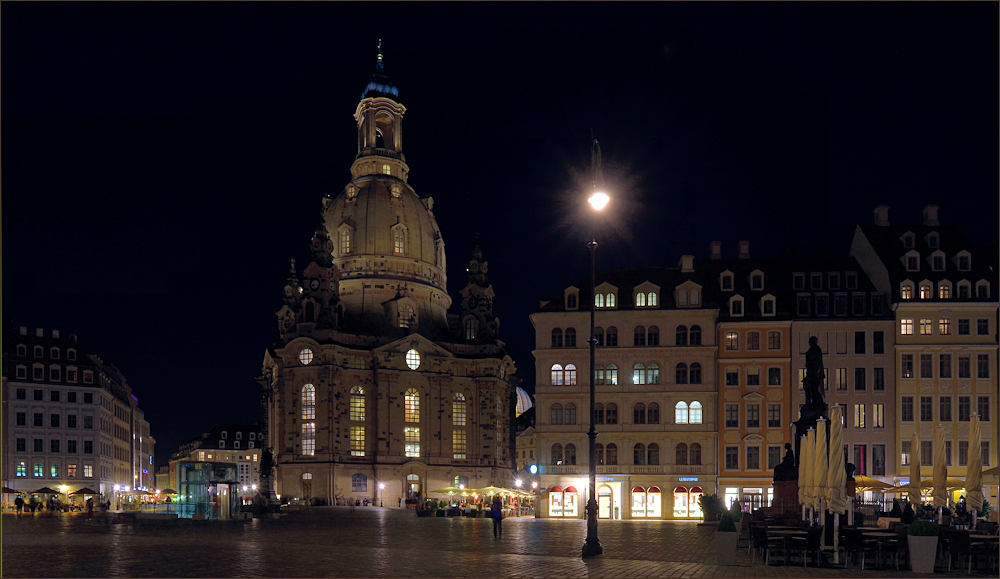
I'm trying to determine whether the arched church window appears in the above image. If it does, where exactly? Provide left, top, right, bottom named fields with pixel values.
left=382, top=164, right=391, bottom=175
left=301, top=384, right=316, bottom=420
left=350, top=386, right=365, bottom=421
left=464, top=318, right=477, bottom=340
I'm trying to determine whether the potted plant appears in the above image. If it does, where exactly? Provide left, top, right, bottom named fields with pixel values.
left=728, top=500, right=744, bottom=533
left=906, top=519, right=939, bottom=573
left=699, top=494, right=724, bottom=523
left=715, top=512, right=739, bottom=565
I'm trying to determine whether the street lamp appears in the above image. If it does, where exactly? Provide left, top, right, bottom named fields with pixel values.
left=583, top=135, right=607, bottom=558
left=379, top=482, right=385, bottom=507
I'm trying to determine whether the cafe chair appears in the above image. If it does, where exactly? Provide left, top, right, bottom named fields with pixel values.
left=947, top=530, right=973, bottom=574
left=881, top=526, right=908, bottom=570
left=789, top=525, right=824, bottom=567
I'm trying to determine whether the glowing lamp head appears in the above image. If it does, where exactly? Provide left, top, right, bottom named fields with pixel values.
left=588, top=191, right=610, bottom=211
left=531, top=481, right=538, bottom=489
left=379, top=483, right=385, bottom=490
left=459, top=484, right=465, bottom=490
left=251, top=484, right=257, bottom=491
left=514, top=479, right=522, bottom=488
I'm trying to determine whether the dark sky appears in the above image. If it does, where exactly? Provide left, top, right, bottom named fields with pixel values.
left=4, top=2, right=997, bottom=467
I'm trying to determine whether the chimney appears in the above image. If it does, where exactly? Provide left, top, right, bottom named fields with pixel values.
left=679, top=255, right=695, bottom=272
left=738, top=240, right=750, bottom=259
left=873, top=205, right=890, bottom=226
left=70, top=334, right=78, bottom=343
left=52, top=330, right=60, bottom=339
left=922, top=204, right=939, bottom=226
left=19, top=326, right=27, bottom=335
left=36, top=328, right=43, bottom=337
left=709, top=240, right=722, bottom=260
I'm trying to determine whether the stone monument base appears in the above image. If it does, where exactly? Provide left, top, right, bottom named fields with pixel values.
left=772, top=480, right=799, bottom=512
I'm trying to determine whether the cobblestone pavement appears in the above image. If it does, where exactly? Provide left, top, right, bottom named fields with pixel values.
left=1, top=508, right=995, bottom=577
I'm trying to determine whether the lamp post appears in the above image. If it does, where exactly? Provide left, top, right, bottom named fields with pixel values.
left=583, top=136, right=608, bottom=558
left=379, top=482, right=385, bottom=507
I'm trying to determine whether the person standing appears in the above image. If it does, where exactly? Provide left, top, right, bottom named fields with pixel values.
left=86, top=497, right=94, bottom=518
left=14, top=496, right=24, bottom=517
left=491, top=497, right=503, bottom=539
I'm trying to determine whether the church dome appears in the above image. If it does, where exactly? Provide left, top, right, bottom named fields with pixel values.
left=320, top=46, right=451, bottom=336
left=515, top=386, right=533, bottom=417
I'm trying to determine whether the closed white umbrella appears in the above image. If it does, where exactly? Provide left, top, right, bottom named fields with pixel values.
left=826, top=406, right=848, bottom=564
left=803, top=429, right=817, bottom=511
left=932, top=424, right=948, bottom=512
left=908, top=432, right=921, bottom=506
left=967, top=413, right=983, bottom=518
left=826, top=406, right=847, bottom=513
left=797, top=430, right=811, bottom=513
left=814, top=418, right=829, bottom=513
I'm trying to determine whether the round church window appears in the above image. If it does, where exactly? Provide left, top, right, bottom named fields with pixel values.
left=299, top=348, right=314, bottom=365
left=405, top=349, right=420, bottom=370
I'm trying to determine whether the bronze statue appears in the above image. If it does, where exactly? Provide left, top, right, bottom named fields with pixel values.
left=773, top=442, right=798, bottom=481
left=802, top=336, right=826, bottom=406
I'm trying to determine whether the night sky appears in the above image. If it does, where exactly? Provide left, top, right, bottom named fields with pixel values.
left=4, top=3, right=997, bottom=468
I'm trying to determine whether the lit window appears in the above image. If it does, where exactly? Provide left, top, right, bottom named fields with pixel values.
left=939, top=319, right=951, bottom=335
left=382, top=164, right=391, bottom=175
left=565, top=364, right=577, bottom=385
left=689, top=401, right=703, bottom=424
left=453, top=430, right=466, bottom=459
left=299, top=348, right=314, bottom=365
left=352, top=474, right=368, bottom=492
left=301, top=384, right=316, bottom=420
left=919, top=285, right=931, bottom=299
left=453, top=393, right=467, bottom=426
left=393, top=227, right=405, bottom=254
left=550, top=364, right=564, bottom=385
left=399, top=305, right=414, bottom=329
left=404, top=388, right=420, bottom=422
left=350, top=426, right=365, bottom=456
left=635, top=292, right=646, bottom=307
left=675, top=401, right=689, bottom=424
left=648, top=363, right=660, bottom=384
left=16, top=462, right=26, bottom=477
left=919, top=318, right=932, bottom=335
left=404, top=427, right=420, bottom=457
left=83, top=464, right=93, bottom=478
left=301, top=423, right=315, bottom=456
left=648, top=292, right=658, bottom=306
left=725, top=331, right=739, bottom=350
left=633, top=364, right=646, bottom=385
left=939, top=284, right=950, bottom=299
left=901, top=285, right=913, bottom=300
left=405, top=349, right=420, bottom=369
left=595, top=294, right=604, bottom=308
left=464, top=318, right=476, bottom=340
left=331, top=228, right=347, bottom=258
left=900, top=319, right=913, bottom=335
left=350, top=386, right=365, bottom=421
left=606, top=293, right=616, bottom=307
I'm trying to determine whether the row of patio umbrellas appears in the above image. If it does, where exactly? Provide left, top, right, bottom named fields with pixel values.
left=798, top=406, right=849, bottom=516
left=429, top=486, right=532, bottom=498
left=899, top=414, right=988, bottom=521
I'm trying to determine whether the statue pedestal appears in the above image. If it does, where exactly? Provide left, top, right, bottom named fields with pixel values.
left=793, top=402, right=829, bottom=462
left=773, top=480, right=799, bottom=512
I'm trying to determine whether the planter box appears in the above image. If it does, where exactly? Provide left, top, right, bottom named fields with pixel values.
left=907, top=535, right=938, bottom=573
left=715, top=531, right=739, bottom=566
left=415, top=510, right=431, bottom=517
left=436, top=510, right=446, bottom=517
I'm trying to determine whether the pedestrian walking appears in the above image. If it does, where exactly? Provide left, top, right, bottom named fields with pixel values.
left=398, top=497, right=401, bottom=508
left=86, top=497, right=94, bottom=518
left=15, top=496, right=24, bottom=517
left=29, top=496, right=38, bottom=515
left=491, top=497, right=503, bottom=539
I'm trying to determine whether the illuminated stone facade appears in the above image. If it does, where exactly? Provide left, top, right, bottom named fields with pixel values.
left=260, top=50, right=516, bottom=506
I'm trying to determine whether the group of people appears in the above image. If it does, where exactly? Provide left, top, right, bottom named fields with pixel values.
left=13, top=495, right=106, bottom=517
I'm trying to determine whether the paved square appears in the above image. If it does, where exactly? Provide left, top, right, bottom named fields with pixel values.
left=0, top=508, right=993, bottom=577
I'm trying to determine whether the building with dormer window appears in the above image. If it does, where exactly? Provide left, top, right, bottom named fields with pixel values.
left=259, top=47, right=516, bottom=507
left=531, top=258, right=718, bottom=520
left=851, top=205, right=998, bottom=504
